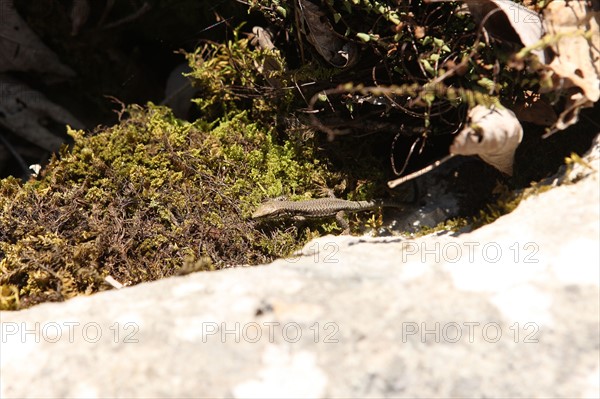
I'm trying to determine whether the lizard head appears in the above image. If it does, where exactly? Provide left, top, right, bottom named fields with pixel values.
left=251, top=201, right=283, bottom=219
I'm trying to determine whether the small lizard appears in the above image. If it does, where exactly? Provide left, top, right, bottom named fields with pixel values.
left=252, top=197, right=408, bottom=232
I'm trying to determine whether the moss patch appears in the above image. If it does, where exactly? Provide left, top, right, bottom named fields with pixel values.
left=0, top=103, right=341, bottom=310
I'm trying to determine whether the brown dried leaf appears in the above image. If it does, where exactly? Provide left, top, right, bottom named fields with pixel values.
left=450, top=105, right=523, bottom=175
left=297, top=0, right=358, bottom=68
left=70, top=0, right=91, bottom=36
left=541, top=0, right=600, bottom=131
left=0, top=75, right=84, bottom=152
left=0, top=0, right=75, bottom=81
left=250, top=27, right=285, bottom=89
left=464, top=0, right=546, bottom=62
left=512, top=94, right=557, bottom=126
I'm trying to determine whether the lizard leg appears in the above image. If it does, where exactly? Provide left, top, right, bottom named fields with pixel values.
left=335, top=211, right=350, bottom=234
left=316, top=186, right=337, bottom=199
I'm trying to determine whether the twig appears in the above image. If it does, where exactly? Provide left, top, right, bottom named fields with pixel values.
left=104, top=275, right=125, bottom=290
left=388, top=154, right=455, bottom=188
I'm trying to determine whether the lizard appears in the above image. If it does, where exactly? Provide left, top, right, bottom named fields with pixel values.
left=251, top=197, right=409, bottom=232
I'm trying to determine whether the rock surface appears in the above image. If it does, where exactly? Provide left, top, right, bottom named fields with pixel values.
left=1, top=138, right=599, bottom=398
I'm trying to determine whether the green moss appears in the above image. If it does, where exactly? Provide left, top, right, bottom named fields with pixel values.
left=0, top=101, right=340, bottom=310
left=413, top=217, right=471, bottom=237
left=187, top=29, right=292, bottom=122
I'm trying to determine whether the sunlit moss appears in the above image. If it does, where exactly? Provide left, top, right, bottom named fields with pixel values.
left=0, top=102, right=338, bottom=310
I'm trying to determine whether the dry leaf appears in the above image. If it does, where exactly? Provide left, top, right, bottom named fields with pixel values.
left=427, top=0, right=546, bottom=61
left=512, top=93, right=557, bottom=126
left=250, top=27, right=286, bottom=89
left=70, top=0, right=91, bottom=36
left=0, top=75, right=84, bottom=152
left=0, top=0, right=75, bottom=81
left=297, top=0, right=358, bottom=68
left=251, top=26, right=276, bottom=51
left=540, top=0, right=600, bottom=132
left=464, top=0, right=546, bottom=63
left=450, top=105, right=523, bottom=175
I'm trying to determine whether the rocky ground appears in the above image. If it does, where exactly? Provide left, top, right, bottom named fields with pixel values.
left=1, top=135, right=598, bottom=398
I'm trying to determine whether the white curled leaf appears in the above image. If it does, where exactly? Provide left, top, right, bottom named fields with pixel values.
left=250, top=26, right=275, bottom=51
left=450, top=105, right=523, bottom=175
